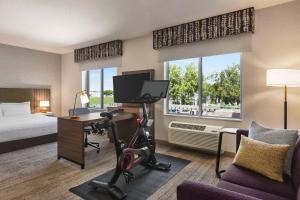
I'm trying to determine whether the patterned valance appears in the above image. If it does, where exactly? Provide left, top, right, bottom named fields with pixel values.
left=74, top=40, right=122, bottom=63
left=153, top=7, right=255, bottom=50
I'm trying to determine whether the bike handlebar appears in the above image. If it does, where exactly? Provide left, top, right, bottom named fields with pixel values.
left=131, top=92, right=163, bottom=104
left=100, top=93, right=163, bottom=120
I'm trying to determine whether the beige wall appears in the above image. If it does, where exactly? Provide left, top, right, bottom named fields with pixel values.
left=158, top=1, right=300, bottom=152
left=61, top=1, right=300, bottom=152
left=61, top=52, right=82, bottom=116
left=0, top=44, right=61, bottom=115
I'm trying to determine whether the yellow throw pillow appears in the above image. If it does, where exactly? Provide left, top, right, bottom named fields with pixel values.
left=233, top=136, right=289, bottom=182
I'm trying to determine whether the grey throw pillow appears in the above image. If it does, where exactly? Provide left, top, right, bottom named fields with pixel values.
left=249, top=121, right=298, bottom=176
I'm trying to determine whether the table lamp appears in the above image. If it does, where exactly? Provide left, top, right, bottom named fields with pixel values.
left=266, top=69, right=300, bottom=129
left=70, top=90, right=90, bottom=119
left=39, top=100, right=50, bottom=113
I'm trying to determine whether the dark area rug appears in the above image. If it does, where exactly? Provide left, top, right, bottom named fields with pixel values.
left=70, top=154, right=190, bottom=200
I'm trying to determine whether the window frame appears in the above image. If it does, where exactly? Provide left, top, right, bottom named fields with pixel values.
left=164, top=53, right=242, bottom=120
left=85, top=67, right=117, bottom=109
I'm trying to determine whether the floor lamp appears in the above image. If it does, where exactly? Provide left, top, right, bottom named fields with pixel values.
left=266, top=69, right=300, bottom=129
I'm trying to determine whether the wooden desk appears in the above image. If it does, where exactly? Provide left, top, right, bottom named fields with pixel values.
left=57, top=112, right=136, bottom=169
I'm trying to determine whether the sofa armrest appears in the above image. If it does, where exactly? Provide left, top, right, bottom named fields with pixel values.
left=177, top=181, right=259, bottom=200
left=236, top=129, right=249, bottom=152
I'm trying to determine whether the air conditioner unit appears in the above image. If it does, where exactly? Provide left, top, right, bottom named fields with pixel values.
left=168, top=121, right=223, bottom=154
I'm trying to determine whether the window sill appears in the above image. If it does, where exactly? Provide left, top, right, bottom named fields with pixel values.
left=163, top=113, right=242, bottom=122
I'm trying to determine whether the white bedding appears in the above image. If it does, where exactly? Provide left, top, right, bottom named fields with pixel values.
left=0, top=113, right=57, bottom=143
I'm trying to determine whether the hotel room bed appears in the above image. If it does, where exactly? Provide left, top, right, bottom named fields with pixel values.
left=0, top=88, right=57, bottom=154
left=0, top=113, right=57, bottom=143
left=0, top=114, right=57, bottom=154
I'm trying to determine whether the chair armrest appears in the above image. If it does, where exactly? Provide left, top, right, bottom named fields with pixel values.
left=177, top=181, right=259, bottom=200
left=236, top=129, right=249, bottom=152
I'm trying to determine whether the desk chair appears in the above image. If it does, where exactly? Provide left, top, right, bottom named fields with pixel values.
left=69, top=108, right=100, bottom=153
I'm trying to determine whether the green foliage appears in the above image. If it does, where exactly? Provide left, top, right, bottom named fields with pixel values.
left=201, top=75, right=209, bottom=101
left=182, top=64, right=198, bottom=104
left=168, top=64, right=182, bottom=103
left=89, top=97, right=100, bottom=106
left=89, top=96, right=114, bottom=107
left=168, top=62, right=240, bottom=106
left=168, top=63, right=198, bottom=105
left=103, top=89, right=113, bottom=96
left=204, top=64, right=240, bottom=105
left=104, top=96, right=114, bottom=105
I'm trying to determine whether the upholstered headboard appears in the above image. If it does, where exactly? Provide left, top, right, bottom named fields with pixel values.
left=0, top=88, right=50, bottom=113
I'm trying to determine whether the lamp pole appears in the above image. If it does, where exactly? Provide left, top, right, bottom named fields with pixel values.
left=284, top=85, right=287, bottom=129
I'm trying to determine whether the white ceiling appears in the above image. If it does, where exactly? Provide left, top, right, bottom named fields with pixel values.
left=0, top=0, right=294, bottom=54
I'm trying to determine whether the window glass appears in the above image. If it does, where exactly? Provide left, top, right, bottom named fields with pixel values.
left=88, top=69, right=101, bottom=108
left=85, top=67, right=117, bottom=109
left=202, top=53, right=241, bottom=118
left=168, top=58, right=199, bottom=116
left=165, top=53, right=241, bottom=119
left=103, top=68, right=117, bottom=108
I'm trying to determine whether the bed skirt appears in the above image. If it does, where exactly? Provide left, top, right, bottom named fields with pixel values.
left=0, top=133, right=57, bottom=154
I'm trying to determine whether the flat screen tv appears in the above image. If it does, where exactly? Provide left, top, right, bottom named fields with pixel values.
left=113, top=73, right=151, bottom=103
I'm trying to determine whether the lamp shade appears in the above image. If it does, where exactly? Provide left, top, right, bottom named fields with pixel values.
left=267, top=69, right=300, bottom=87
left=39, top=100, right=50, bottom=107
left=80, top=93, right=89, bottom=104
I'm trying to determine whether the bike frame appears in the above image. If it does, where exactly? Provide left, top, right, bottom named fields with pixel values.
left=108, top=102, right=152, bottom=185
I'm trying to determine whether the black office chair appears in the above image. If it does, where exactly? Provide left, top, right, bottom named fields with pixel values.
left=69, top=108, right=100, bottom=153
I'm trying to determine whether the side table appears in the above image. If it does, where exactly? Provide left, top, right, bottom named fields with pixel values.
left=216, top=128, right=238, bottom=178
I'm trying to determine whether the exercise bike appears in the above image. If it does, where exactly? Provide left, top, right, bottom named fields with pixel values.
left=89, top=80, right=171, bottom=200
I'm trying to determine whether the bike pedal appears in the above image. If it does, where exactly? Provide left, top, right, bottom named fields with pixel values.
left=123, top=171, right=134, bottom=184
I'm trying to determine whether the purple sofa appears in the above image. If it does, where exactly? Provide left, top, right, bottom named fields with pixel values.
left=177, top=129, right=300, bottom=200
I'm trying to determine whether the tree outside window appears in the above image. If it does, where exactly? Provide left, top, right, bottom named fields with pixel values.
left=166, top=53, right=241, bottom=119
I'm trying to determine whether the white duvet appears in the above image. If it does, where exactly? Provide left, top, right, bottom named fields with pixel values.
left=0, top=113, right=57, bottom=143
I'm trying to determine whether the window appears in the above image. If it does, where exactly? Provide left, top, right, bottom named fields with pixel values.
left=165, top=53, right=241, bottom=119
left=85, top=67, right=117, bottom=109
left=88, top=69, right=101, bottom=108
left=103, top=68, right=117, bottom=108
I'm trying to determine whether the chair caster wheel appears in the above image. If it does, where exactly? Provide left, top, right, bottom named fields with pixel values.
left=97, top=150, right=100, bottom=153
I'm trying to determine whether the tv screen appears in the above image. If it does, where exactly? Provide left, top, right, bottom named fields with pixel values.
left=113, top=73, right=151, bottom=103
left=140, top=80, right=169, bottom=98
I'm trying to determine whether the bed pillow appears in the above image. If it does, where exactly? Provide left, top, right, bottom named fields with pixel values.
left=233, top=136, right=289, bottom=182
left=1, top=102, right=31, bottom=116
left=249, top=121, right=298, bottom=176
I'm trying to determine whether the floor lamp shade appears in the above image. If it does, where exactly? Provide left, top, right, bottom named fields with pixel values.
left=267, top=69, right=300, bottom=87
left=266, top=69, right=300, bottom=129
